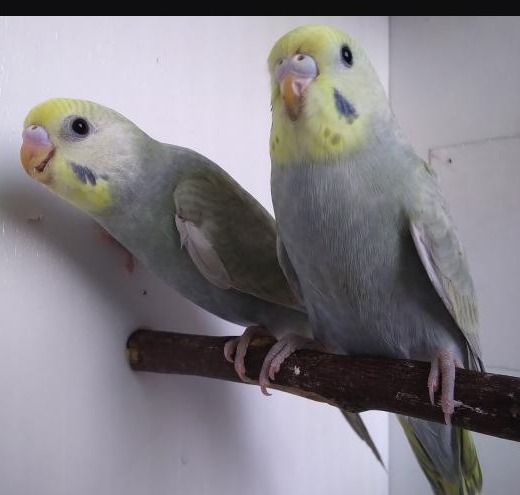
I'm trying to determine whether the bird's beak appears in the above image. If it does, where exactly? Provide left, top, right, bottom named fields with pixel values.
left=279, top=73, right=314, bottom=121
left=20, top=124, right=55, bottom=182
left=276, top=54, right=318, bottom=121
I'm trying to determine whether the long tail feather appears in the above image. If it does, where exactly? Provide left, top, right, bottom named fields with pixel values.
left=341, top=410, right=385, bottom=468
left=398, top=415, right=482, bottom=495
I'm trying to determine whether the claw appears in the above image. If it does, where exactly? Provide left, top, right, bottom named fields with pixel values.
left=223, top=326, right=269, bottom=383
left=98, top=227, right=135, bottom=273
left=124, top=251, right=135, bottom=273
left=224, top=338, right=238, bottom=363
left=224, top=329, right=320, bottom=396
left=258, top=334, right=320, bottom=395
left=428, top=349, right=464, bottom=424
left=427, top=358, right=439, bottom=405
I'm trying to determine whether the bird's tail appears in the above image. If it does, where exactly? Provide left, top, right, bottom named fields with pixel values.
left=341, top=410, right=385, bottom=468
left=397, top=415, right=482, bottom=495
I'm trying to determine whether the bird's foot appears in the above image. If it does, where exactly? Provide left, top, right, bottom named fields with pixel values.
left=427, top=349, right=463, bottom=425
left=98, top=227, right=135, bottom=273
left=224, top=325, right=271, bottom=383
left=258, top=334, right=323, bottom=396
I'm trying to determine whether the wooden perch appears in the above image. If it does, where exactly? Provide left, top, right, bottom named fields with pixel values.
left=127, top=329, right=520, bottom=442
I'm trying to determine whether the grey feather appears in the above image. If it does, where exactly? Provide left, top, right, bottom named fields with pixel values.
left=269, top=25, right=482, bottom=493
left=410, top=216, right=483, bottom=372
left=276, top=236, right=305, bottom=305
left=29, top=98, right=383, bottom=468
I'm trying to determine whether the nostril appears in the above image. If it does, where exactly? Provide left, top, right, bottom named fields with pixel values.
left=289, top=54, right=318, bottom=79
left=23, top=124, right=50, bottom=146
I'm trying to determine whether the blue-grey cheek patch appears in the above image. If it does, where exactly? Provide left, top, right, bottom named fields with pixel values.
left=71, top=162, right=97, bottom=186
left=334, top=88, right=357, bottom=122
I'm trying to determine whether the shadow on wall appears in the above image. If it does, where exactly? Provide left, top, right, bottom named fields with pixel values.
left=0, top=153, right=269, bottom=489
left=0, top=161, right=212, bottom=332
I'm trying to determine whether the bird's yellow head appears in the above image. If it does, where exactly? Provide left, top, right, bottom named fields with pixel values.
left=268, top=25, right=390, bottom=165
left=21, top=98, right=147, bottom=213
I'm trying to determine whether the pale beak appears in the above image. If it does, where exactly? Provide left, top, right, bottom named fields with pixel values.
left=280, top=73, right=314, bottom=121
left=276, top=53, right=318, bottom=120
left=20, top=124, right=55, bottom=180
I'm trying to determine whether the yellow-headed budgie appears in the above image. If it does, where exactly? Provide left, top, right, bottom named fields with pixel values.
left=267, top=25, right=482, bottom=494
left=20, top=98, right=383, bottom=466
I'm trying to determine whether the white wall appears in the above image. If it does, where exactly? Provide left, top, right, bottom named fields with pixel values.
left=0, top=16, right=389, bottom=495
left=389, top=16, right=520, bottom=495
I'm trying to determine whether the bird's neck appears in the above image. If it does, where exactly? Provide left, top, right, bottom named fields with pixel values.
left=271, top=105, right=403, bottom=169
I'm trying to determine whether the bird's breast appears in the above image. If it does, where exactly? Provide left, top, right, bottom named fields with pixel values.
left=272, top=162, right=457, bottom=359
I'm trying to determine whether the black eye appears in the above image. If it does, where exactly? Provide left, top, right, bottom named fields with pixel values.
left=341, top=45, right=353, bottom=67
left=71, top=118, right=90, bottom=136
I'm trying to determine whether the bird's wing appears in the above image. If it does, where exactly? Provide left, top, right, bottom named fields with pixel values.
left=276, top=236, right=305, bottom=305
left=173, top=170, right=303, bottom=311
left=410, top=161, right=483, bottom=370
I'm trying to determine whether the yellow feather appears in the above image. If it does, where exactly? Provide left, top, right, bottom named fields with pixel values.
left=24, top=98, right=95, bottom=129
left=398, top=417, right=482, bottom=495
left=268, top=25, right=386, bottom=166
left=23, top=98, right=114, bottom=212
left=270, top=79, right=368, bottom=164
left=51, top=154, right=112, bottom=212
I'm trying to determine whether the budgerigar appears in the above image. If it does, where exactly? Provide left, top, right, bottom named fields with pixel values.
left=19, top=98, right=383, bottom=466
left=268, top=25, right=483, bottom=494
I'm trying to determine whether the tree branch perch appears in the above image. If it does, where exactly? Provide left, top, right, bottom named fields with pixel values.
left=127, top=329, right=520, bottom=442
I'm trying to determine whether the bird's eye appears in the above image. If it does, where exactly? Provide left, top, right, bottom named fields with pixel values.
left=71, top=118, right=90, bottom=136
left=341, top=45, right=353, bottom=67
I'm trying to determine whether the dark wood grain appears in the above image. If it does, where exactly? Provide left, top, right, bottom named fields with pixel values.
left=127, top=329, right=520, bottom=442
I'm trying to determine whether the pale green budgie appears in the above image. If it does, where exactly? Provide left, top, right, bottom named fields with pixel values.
left=19, top=98, right=383, bottom=466
left=267, top=25, right=483, bottom=494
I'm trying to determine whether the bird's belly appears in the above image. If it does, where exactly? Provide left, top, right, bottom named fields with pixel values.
left=274, top=166, right=461, bottom=362
left=308, top=285, right=455, bottom=362
left=100, top=216, right=264, bottom=327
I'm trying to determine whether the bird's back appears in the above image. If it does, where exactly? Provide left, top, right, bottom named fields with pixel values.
left=100, top=143, right=308, bottom=334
